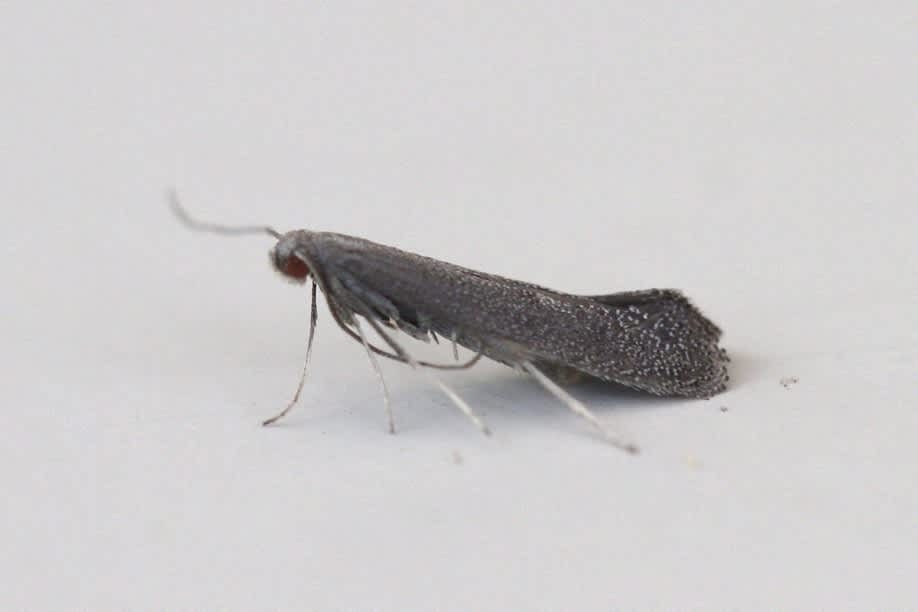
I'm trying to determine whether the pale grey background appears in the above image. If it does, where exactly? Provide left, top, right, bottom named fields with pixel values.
left=2, top=2, right=916, bottom=610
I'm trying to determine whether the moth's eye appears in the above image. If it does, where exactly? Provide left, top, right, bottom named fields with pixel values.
left=281, top=255, right=310, bottom=280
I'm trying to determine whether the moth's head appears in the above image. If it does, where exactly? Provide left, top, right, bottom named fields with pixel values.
left=271, top=231, right=311, bottom=283
left=168, top=191, right=312, bottom=282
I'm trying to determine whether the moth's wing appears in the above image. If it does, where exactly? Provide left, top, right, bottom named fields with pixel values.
left=585, top=289, right=722, bottom=338
left=586, top=288, right=684, bottom=307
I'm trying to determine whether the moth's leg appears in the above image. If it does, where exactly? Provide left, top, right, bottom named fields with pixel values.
left=421, top=349, right=483, bottom=370
left=387, top=320, right=484, bottom=372
left=520, top=361, right=638, bottom=454
left=362, top=315, right=492, bottom=437
left=324, top=301, right=483, bottom=370
left=439, top=350, right=483, bottom=370
left=263, top=281, right=319, bottom=426
left=353, top=317, right=396, bottom=434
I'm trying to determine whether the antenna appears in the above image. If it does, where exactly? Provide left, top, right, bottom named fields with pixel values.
left=167, top=189, right=281, bottom=239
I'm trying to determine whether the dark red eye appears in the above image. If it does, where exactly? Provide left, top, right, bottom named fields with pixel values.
left=283, top=257, right=310, bottom=280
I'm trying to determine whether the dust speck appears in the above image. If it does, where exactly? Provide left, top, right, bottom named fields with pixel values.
left=780, top=376, right=799, bottom=389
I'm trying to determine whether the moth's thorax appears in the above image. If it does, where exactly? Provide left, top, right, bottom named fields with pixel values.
left=272, top=230, right=312, bottom=282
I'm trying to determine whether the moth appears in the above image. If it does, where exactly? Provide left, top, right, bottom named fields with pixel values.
left=170, top=192, right=729, bottom=453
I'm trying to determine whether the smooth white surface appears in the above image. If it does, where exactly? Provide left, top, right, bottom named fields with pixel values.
left=2, top=3, right=916, bottom=610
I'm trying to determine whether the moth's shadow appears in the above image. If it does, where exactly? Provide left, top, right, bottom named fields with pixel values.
left=420, top=347, right=757, bottom=427
left=719, top=349, right=760, bottom=389
left=458, top=370, right=672, bottom=421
